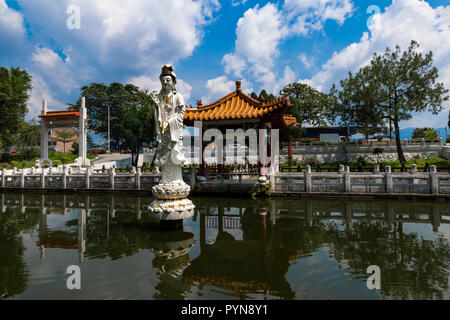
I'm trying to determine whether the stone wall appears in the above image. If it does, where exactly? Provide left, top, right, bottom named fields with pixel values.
left=281, top=139, right=445, bottom=163
left=272, top=164, right=449, bottom=195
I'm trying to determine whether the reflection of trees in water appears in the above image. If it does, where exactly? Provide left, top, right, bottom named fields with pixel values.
left=0, top=206, right=40, bottom=297
left=238, top=199, right=450, bottom=300
left=322, top=220, right=450, bottom=300
left=83, top=210, right=156, bottom=260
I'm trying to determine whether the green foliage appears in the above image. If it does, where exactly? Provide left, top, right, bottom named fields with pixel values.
left=71, top=142, right=79, bottom=155
left=424, top=129, right=438, bottom=140
left=412, top=127, right=436, bottom=139
left=54, top=129, right=77, bottom=153
left=15, top=121, right=40, bottom=155
left=279, top=126, right=306, bottom=143
left=0, top=67, right=32, bottom=152
left=330, top=41, right=449, bottom=164
left=280, top=82, right=333, bottom=127
left=250, top=182, right=271, bottom=199
left=71, top=82, right=154, bottom=166
left=302, top=157, right=319, bottom=166
left=119, top=89, right=154, bottom=167
left=330, top=67, right=387, bottom=140
left=22, top=147, right=40, bottom=160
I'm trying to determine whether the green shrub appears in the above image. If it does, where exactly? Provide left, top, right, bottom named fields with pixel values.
left=22, top=148, right=40, bottom=160
left=303, top=157, right=319, bottom=166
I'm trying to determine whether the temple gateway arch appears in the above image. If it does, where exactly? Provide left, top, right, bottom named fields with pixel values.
left=38, top=97, right=90, bottom=166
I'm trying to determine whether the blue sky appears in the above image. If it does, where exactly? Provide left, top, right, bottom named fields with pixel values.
left=1, top=0, right=449, bottom=130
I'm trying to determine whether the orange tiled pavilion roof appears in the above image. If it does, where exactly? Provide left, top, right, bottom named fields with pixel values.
left=39, top=110, right=82, bottom=119
left=184, top=81, right=296, bottom=128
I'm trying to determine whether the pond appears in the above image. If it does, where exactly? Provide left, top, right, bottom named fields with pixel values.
left=1, top=192, right=449, bottom=300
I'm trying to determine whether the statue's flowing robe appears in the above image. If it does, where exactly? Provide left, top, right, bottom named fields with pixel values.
left=154, top=91, right=186, bottom=166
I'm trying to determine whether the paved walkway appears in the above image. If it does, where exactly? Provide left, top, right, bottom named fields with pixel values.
left=91, top=153, right=132, bottom=164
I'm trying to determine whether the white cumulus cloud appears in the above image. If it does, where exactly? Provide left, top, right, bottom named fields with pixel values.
left=301, top=0, right=450, bottom=128
left=0, top=0, right=27, bottom=57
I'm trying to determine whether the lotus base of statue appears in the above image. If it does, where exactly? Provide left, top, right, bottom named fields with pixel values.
left=149, top=197, right=195, bottom=220
left=151, top=181, right=191, bottom=199
left=149, top=180, right=195, bottom=224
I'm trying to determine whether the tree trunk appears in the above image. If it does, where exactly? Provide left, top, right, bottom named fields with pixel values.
left=132, top=147, right=140, bottom=167
left=288, top=139, right=293, bottom=166
left=394, top=118, right=406, bottom=164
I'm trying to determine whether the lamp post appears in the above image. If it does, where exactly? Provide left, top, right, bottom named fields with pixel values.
left=107, top=105, right=111, bottom=153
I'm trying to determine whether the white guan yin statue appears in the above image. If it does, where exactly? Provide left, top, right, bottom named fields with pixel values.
left=149, top=65, right=194, bottom=221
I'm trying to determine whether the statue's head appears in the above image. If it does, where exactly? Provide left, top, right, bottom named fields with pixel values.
left=159, top=64, right=177, bottom=92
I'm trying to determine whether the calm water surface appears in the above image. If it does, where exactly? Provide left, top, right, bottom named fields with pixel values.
left=1, top=192, right=449, bottom=300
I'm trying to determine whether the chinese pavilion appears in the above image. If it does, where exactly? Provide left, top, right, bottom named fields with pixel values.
left=183, top=81, right=296, bottom=177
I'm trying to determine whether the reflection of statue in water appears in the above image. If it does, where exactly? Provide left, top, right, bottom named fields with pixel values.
left=149, top=65, right=194, bottom=223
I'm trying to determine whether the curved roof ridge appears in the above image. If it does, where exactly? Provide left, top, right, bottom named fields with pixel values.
left=193, top=91, right=237, bottom=111
left=236, top=91, right=262, bottom=107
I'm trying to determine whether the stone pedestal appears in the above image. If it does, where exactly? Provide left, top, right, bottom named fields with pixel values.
left=149, top=170, right=195, bottom=228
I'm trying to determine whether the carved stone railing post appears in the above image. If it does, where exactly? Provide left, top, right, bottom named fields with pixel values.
left=385, top=166, right=393, bottom=193
left=41, top=168, right=46, bottom=188
left=62, top=166, right=67, bottom=189
left=1, top=169, right=5, bottom=188
left=20, top=169, right=25, bottom=188
left=411, top=164, right=417, bottom=174
left=373, top=165, right=380, bottom=174
left=136, top=167, right=141, bottom=190
left=305, top=165, right=312, bottom=192
left=338, top=164, right=344, bottom=174
left=109, top=167, right=115, bottom=189
left=344, top=166, right=351, bottom=192
left=85, top=167, right=91, bottom=189
left=430, top=165, right=438, bottom=195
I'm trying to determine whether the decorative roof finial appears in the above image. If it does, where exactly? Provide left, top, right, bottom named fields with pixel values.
left=235, top=81, right=242, bottom=92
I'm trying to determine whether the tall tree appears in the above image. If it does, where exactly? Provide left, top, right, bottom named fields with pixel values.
left=330, top=68, right=387, bottom=141
left=331, top=41, right=449, bottom=164
left=280, top=82, right=333, bottom=127
left=16, top=120, right=40, bottom=156
left=70, top=82, right=155, bottom=157
left=448, top=110, right=450, bottom=129
left=119, top=87, right=154, bottom=167
left=0, top=67, right=32, bottom=153
left=54, top=129, right=77, bottom=153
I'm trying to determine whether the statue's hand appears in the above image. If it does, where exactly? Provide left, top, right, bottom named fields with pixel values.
left=150, top=92, right=160, bottom=105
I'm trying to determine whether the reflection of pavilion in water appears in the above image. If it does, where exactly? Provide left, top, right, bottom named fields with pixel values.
left=184, top=198, right=450, bottom=299
left=184, top=202, right=296, bottom=299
